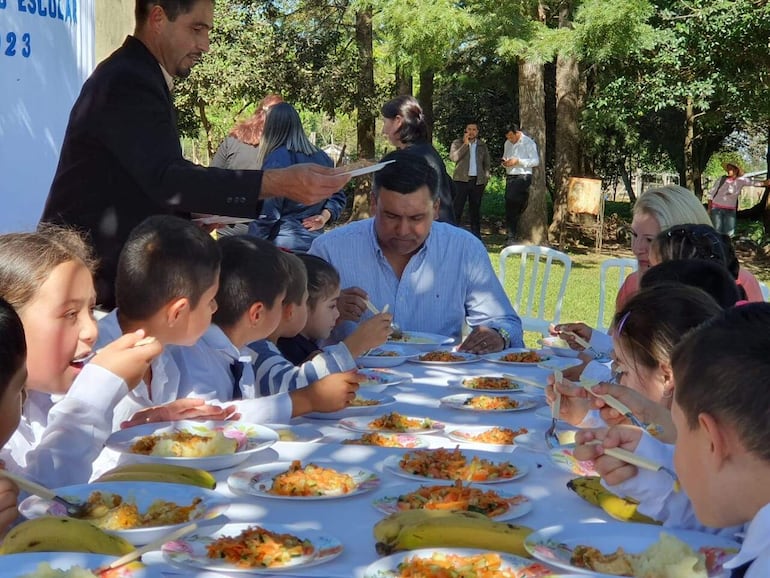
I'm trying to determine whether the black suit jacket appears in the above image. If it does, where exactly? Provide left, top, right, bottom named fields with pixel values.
left=41, top=36, right=264, bottom=308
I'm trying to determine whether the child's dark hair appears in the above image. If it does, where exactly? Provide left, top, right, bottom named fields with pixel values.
left=0, top=297, right=26, bottom=395
left=652, top=224, right=740, bottom=280
left=213, top=236, right=289, bottom=327
left=115, top=216, right=221, bottom=320
left=297, top=254, right=340, bottom=310
left=612, top=284, right=722, bottom=375
left=373, top=149, right=438, bottom=200
left=672, top=303, right=770, bottom=462
left=640, top=260, right=741, bottom=309
left=279, top=251, right=307, bottom=306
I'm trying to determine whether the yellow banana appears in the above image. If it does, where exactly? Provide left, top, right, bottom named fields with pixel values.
left=96, top=463, right=216, bottom=489
left=374, top=510, right=533, bottom=557
left=0, top=517, right=135, bottom=555
left=567, top=476, right=660, bottom=525
left=373, top=509, right=481, bottom=546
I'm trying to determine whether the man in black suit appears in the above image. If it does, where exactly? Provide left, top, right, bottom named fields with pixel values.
left=41, top=0, right=349, bottom=309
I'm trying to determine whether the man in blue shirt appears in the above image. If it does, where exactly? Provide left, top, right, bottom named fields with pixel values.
left=310, top=149, right=523, bottom=353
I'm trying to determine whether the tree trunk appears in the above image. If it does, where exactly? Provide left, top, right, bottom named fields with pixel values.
left=517, top=59, right=548, bottom=244
left=418, top=68, right=435, bottom=142
left=619, top=162, right=637, bottom=203
left=395, top=63, right=413, bottom=96
left=683, top=96, right=696, bottom=192
left=349, top=9, right=376, bottom=222
left=548, top=54, right=580, bottom=240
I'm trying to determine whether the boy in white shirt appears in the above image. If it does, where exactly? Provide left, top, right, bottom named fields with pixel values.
left=172, top=236, right=362, bottom=420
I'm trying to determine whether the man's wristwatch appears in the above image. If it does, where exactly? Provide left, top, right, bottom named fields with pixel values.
left=493, top=327, right=511, bottom=348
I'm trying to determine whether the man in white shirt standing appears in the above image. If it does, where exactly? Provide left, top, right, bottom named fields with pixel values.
left=450, top=122, right=491, bottom=239
left=502, top=124, right=540, bottom=244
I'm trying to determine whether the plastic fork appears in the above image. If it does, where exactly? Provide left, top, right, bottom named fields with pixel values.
left=558, top=329, right=604, bottom=360
left=587, top=441, right=679, bottom=488
left=0, top=470, right=91, bottom=518
left=577, top=380, right=646, bottom=429
left=544, top=369, right=563, bottom=449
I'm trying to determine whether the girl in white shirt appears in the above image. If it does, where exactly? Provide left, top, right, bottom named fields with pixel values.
left=0, top=227, right=161, bottom=490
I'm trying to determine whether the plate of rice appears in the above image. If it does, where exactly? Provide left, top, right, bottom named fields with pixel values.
left=105, top=420, right=278, bottom=471
left=0, top=553, right=148, bottom=578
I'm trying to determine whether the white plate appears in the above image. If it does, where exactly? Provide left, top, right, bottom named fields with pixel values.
left=335, top=159, right=396, bottom=177
left=386, top=331, right=454, bottom=351
left=0, top=553, right=152, bottom=577
left=483, top=348, right=552, bottom=366
left=228, top=461, right=380, bottom=500
left=19, top=481, right=228, bottom=546
left=549, top=445, right=599, bottom=477
left=106, top=420, right=278, bottom=471
left=340, top=432, right=431, bottom=449
left=538, top=356, right=585, bottom=372
left=339, top=414, right=445, bottom=434
left=162, top=522, right=343, bottom=573
left=440, top=393, right=539, bottom=412
left=356, top=368, right=412, bottom=390
left=305, top=393, right=396, bottom=420
left=411, top=350, right=480, bottom=365
left=452, top=375, right=532, bottom=392
left=357, top=344, right=416, bottom=368
left=447, top=425, right=532, bottom=448
left=383, top=450, right=529, bottom=484
left=372, top=484, right=532, bottom=521
left=192, top=215, right=255, bottom=225
left=362, top=548, right=550, bottom=578
left=539, top=337, right=581, bottom=358
left=513, top=430, right=576, bottom=453
left=262, top=423, right=324, bottom=443
left=524, top=522, right=740, bottom=577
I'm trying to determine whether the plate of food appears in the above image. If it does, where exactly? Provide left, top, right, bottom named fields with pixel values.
left=537, top=356, right=586, bottom=372
left=372, top=482, right=532, bottom=522
left=340, top=432, right=431, bottom=449
left=357, top=344, right=416, bottom=368
left=356, top=368, right=412, bottom=392
left=453, top=375, right=532, bottom=392
left=539, top=336, right=582, bottom=358
left=513, top=429, right=575, bottom=453
left=440, top=393, right=539, bottom=412
left=411, top=350, right=479, bottom=365
left=162, top=522, right=343, bottom=573
left=0, top=553, right=149, bottom=578
left=305, top=393, right=396, bottom=420
left=227, top=460, right=380, bottom=500
left=105, top=420, right=279, bottom=471
left=262, top=423, right=324, bottom=443
left=386, top=331, right=454, bottom=351
left=447, top=425, right=530, bottom=447
left=524, top=522, right=739, bottom=577
left=383, top=447, right=528, bottom=484
left=362, top=548, right=554, bottom=578
left=483, top=348, right=551, bottom=366
left=18, top=481, right=228, bottom=546
left=549, top=446, right=599, bottom=477
left=339, top=412, right=445, bottom=434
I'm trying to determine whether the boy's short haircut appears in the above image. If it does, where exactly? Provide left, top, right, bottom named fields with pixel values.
left=213, top=236, right=289, bottom=327
left=116, top=215, right=221, bottom=320
left=672, top=302, right=770, bottom=462
left=640, top=260, right=741, bottom=309
left=279, top=251, right=307, bottom=306
left=296, top=254, right=340, bottom=310
left=0, top=297, right=26, bottom=396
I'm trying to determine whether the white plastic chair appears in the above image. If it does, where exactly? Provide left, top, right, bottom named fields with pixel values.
left=596, top=258, right=638, bottom=332
left=760, top=282, right=770, bottom=302
left=498, top=245, right=572, bottom=335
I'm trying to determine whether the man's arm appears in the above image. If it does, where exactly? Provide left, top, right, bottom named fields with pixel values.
left=517, top=138, right=540, bottom=169
left=449, top=138, right=468, bottom=163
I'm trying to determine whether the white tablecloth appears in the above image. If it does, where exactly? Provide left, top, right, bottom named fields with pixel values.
left=148, top=358, right=612, bottom=577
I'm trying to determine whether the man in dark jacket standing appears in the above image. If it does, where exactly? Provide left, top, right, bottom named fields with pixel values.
left=41, top=0, right=348, bottom=309
left=449, top=122, right=491, bottom=239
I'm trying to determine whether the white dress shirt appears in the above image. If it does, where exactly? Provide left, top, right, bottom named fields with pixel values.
left=503, top=133, right=540, bottom=175
left=468, top=141, right=478, bottom=177
left=723, top=502, right=770, bottom=577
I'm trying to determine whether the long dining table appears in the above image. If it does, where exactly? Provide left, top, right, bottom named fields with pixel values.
left=140, top=352, right=615, bottom=577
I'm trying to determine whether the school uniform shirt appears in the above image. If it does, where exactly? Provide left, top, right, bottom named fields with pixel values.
left=1, top=364, right=128, bottom=488
left=170, top=324, right=293, bottom=423
left=96, top=310, right=183, bottom=429
left=251, top=338, right=356, bottom=396
left=604, top=432, right=743, bottom=539
left=723, top=503, right=770, bottom=578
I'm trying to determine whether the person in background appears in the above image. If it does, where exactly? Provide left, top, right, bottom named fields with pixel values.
left=501, top=124, right=539, bottom=244
left=248, top=103, right=347, bottom=252
left=450, top=122, right=491, bottom=239
left=380, top=95, right=456, bottom=224
left=707, top=162, right=770, bottom=237
left=311, top=148, right=523, bottom=353
left=41, top=0, right=349, bottom=310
